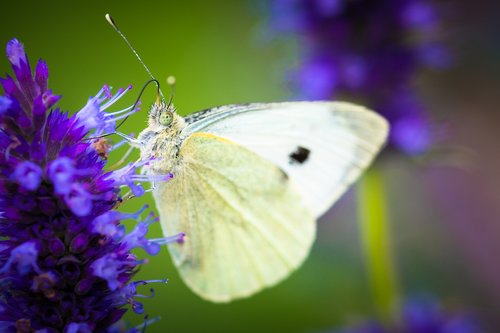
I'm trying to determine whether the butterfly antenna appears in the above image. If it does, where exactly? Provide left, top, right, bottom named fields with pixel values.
left=166, top=76, right=176, bottom=109
left=115, top=79, right=160, bottom=131
left=105, top=13, right=166, bottom=103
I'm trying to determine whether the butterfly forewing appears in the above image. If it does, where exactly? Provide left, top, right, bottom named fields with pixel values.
left=182, top=102, right=389, bottom=217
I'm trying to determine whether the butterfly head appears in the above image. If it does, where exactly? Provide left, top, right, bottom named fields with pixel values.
left=148, top=102, right=185, bottom=132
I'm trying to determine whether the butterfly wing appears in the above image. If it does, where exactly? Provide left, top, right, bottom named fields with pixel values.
left=154, top=133, right=316, bottom=302
left=182, top=101, right=389, bottom=217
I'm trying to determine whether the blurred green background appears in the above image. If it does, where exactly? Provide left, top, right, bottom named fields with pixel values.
left=2, top=1, right=500, bottom=332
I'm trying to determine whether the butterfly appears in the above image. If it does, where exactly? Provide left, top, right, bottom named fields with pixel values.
left=127, top=100, right=388, bottom=302
left=104, top=13, right=388, bottom=303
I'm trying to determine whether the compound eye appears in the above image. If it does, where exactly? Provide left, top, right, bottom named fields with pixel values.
left=159, top=111, right=173, bottom=126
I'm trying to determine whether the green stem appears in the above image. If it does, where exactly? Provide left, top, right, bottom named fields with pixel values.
left=357, top=167, right=400, bottom=323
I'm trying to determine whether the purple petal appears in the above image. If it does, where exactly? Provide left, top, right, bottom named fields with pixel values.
left=48, top=237, right=65, bottom=256
left=48, top=157, right=75, bottom=195
left=35, top=59, right=49, bottom=92
left=64, top=183, right=93, bottom=217
left=0, top=75, right=17, bottom=96
left=391, top=114, right=432, bottom=155
left=294, top=57, right=338, bottom=100
left=401, top=2, right=437, bottom=29
left=91, top=254, right=123, bottom=291
left=0, top=242, right=41, bottom=275
left=12, top=161, right=43, bottom=191
left=314, top=0, right=343, bottom=17
left=76, top=97, right=105, bottom=131
left=70, top=233, right=89, bottom=253
left=66, top=322, right=92, bottom=333
left=0, top=96, right=12, bottom=114
left=6, top=39, right=27, bottom=68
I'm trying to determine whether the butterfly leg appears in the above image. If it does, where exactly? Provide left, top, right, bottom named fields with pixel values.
left=115, top=131, right=145, bottom=149
left=109, top=144, right=135, bottom=170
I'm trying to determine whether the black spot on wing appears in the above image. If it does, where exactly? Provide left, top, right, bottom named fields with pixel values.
left=289, top=146, right=310, bottom=165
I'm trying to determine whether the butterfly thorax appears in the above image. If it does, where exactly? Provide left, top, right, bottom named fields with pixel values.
left=138, top=104, right=186, bottom=175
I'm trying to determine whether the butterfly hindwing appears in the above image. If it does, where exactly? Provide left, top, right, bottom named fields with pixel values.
left=153, top=133, right=316, bottom=302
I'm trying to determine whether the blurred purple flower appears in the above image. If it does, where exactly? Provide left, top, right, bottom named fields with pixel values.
left=0, top=39, right=183, bottom=332
left=268, top=0, right=450, bottom=155
left=332, top=298, right=482, bottom=333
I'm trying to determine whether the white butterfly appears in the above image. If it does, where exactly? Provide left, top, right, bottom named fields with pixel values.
left=126, top=100, right=388, bottom=302
left=103, top=13, right=388, bottom=303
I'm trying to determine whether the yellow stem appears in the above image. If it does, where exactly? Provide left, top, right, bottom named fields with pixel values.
left=357, top=167, right=401, bottom=323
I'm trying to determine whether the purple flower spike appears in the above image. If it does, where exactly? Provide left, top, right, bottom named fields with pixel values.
left=331, top=297, right=483, bottom=333
left=0, top=39, right=179, bottom=332
left=268, top=0, right=450, bottom=156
